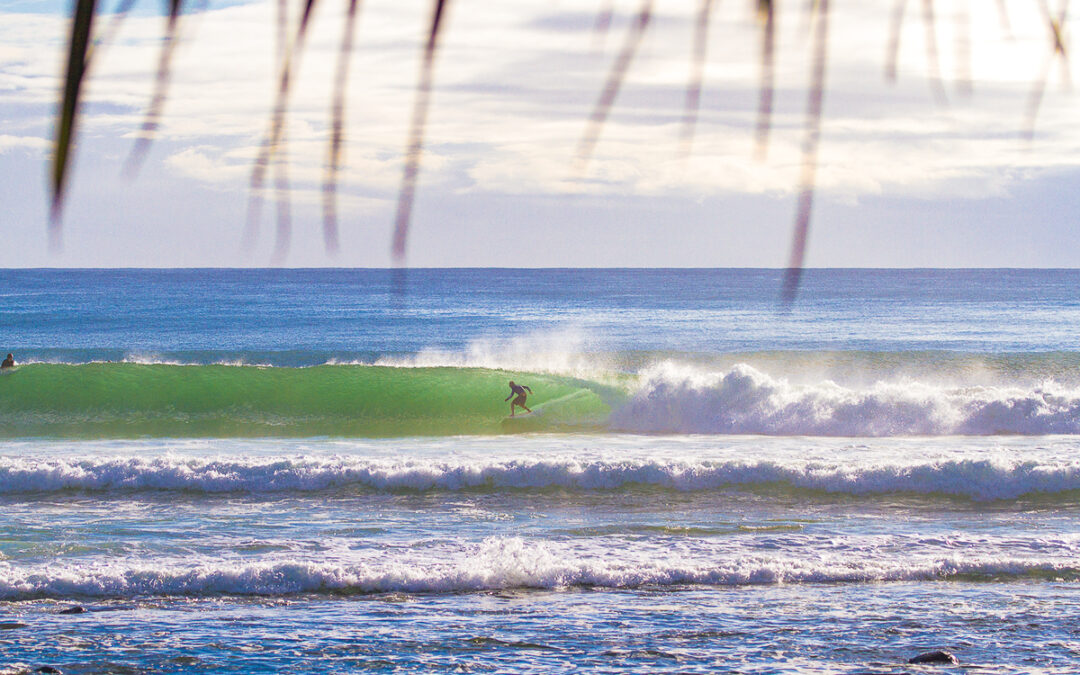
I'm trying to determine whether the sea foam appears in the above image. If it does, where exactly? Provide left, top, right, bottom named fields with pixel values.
left=610, top=362, right=1080, bottom=436
left=0, top=537, right=1075, bottom=600
left=1, top=454, right=1078, bottom=500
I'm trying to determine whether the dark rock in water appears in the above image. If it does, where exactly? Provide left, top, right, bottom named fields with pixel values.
left=908, top=650, right=959, bottom=665
left=0, top=621, right=27, bottom=630
left=36, top=667, right=63, bottom=674
left=58, top=606, right=85, bottom=615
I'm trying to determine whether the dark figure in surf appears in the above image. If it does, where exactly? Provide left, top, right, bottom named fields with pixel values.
left=0, top=354, right=12, bottom=369
left=505, top=380, right=533, bottom=416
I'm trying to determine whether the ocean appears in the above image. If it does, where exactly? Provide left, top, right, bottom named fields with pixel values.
left=1, top=268, right=1079, bottom=673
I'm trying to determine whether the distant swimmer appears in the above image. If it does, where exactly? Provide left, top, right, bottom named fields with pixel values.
left=505, top=380, right=533, bottom=416
left=0, top=354, right=12, bottom=369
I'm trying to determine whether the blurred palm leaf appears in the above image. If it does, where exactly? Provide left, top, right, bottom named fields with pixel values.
left=1024, top=0, right=1070, bottom=142
left=50, top=0, right=97, bottom=247
left=321, top=0, right=362, bottom=255
left=391, top=0, right=450, bottom=264
left=575, top=0, right=653, bottom=171
left=49, top=1, right=1073, bottom=299
left=781, top=0, right=829, bottom=305
left=124, top=0, right=184, bottom=176
left=680, top=0, right=717, bottom=157
left=244, top=0, right=319, bottom=260
left=754, top=0, right=775, bottom=158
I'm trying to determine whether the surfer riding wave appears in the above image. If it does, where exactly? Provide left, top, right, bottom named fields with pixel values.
left=505, top=381, right=533, bottom=416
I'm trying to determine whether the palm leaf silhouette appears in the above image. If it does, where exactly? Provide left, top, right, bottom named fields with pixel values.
left=124, top=0, right=184, bottom=176
left=48, top=1, right=1072, bottom=299
left=322, top=0, right=362, bottom=255
left=575, top=0, right=653, bottom=171
left=391, top=0, right=450, bottom=264
left=680, top=0, right=717, bottom=158
left=244, top=0, right=319, bottom=259
left=782, top=0, right=829, bottom=305
left=50, top=0, right=97, bottom=248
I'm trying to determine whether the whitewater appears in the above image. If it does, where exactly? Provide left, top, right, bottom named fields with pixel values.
left=2, top=268, right=1080, bottom=674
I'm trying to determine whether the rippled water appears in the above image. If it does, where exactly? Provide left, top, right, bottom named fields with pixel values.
left=1, top=270, right=1079, bottom=673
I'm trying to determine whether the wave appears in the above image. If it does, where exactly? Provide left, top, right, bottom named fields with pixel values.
left=7, top=357, right=1080, bottom=438
left=1, top=455, right=1078, bottom=500
left=0, top=363, right=612, bottom=439
left=610, top=362, right=1080, bottom=436
left=0, top=538, right=1076, bottom=600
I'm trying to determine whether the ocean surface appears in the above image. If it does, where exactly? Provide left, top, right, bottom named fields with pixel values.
left=1, top=268, right=1079, bottom=674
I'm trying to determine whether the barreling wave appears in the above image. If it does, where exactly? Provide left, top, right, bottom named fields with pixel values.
left=1, top=538, right=1077, bottom=600
left=0, top=363, right=612, bottom=439
left=7, top=356, right=1080, bottom=438
left=2, top=455, right=1079, bottom=500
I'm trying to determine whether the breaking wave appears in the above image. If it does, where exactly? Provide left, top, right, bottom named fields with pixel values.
left=1, top=454, right=1078, bottom=500
left=1, top=537, right=1076, bottom=600
left=610, top=362, right=1080, bottom=436
left=5, top=354, right=1080, bottom=438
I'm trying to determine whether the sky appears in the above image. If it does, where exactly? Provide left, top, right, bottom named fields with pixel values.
left=0, top=0, right=1078, bottom=268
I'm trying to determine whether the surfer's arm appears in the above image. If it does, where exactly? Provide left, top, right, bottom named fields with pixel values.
left=505, top=393, right=513, bottom=401
left=524, top=386, right=532, bottom=394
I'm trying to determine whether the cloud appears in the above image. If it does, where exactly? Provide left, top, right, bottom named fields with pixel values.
left=0, top=134, right=49, bottom=154
left=1, top=0, right=1078, bottom=266
left=7, top=0, right=1076, bottom=200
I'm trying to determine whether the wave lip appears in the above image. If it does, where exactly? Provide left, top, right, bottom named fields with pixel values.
left=1, top=538, right=1076, bottom=600
left=611, top=363, right=1080, bottom=436
left=2, top=455, right=1079, bottom=500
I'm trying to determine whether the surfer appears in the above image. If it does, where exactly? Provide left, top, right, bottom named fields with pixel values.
left=0, top=354, right=12, bottom=369
left=505, top=380, right=533, bottom=416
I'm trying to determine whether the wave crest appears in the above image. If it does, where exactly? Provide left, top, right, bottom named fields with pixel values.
left=2, top=454, right=1078, bottom=500
left=1, top=537, right=1075, bottom=600
left=611, top=363, right=1080, bottom=436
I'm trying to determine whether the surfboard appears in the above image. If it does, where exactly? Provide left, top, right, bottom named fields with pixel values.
left=500, top=406, right=544, bottom=430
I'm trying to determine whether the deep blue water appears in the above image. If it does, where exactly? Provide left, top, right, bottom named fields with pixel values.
left=2, top=268, right=1079, bottom=362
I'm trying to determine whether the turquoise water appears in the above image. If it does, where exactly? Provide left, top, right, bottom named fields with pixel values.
left=1, top=269, right=1079, bottom=673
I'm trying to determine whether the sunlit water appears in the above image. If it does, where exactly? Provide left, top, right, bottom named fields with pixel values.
left=1, top=269, right=1079, bottom=673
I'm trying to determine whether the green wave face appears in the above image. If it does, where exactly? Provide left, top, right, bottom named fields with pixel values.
left=0, top=364, right=614, bottom=439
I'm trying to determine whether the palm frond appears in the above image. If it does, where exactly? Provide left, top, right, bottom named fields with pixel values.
left=782, top=0, right=829, bottom=305
left=243, top=0, right=319, bottom=254
left=1023, top=0, right=1070, bottom=142
left=680, top=0, right=716, bottom=158
left=322, top=0, right=362, bottom=256
left=921, top=0, right=947, bottom=103
left=754, top=0, right=776, bottom=158
left=391, top=0, right=450, bottom=264
left=50, top=0, right=98, bottom=247
left=885, top=0, right=907, bottom=82
left=94, top=0, right=139, bottom=52
left=124, top=0, right=184, bottom=177
left=574, top=0, right=653, bottom=171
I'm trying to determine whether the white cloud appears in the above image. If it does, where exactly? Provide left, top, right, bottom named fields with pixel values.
left=1, top=0, right=1078, bottom=266
left=0, top=134, right=49, bottom=153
